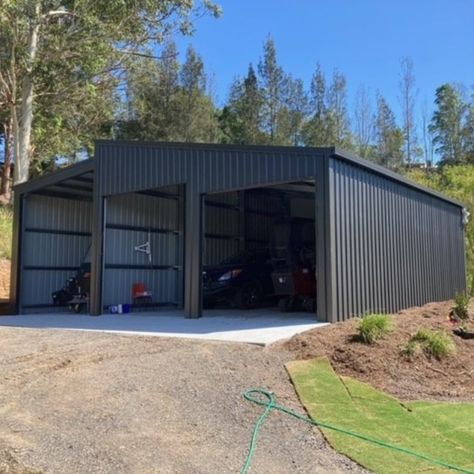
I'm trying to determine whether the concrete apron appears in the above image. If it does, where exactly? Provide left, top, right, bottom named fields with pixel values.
left=0, top=309, right=328, bottom=345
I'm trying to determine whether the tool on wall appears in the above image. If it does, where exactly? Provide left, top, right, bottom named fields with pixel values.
left=134, top=231, right=152, bottom=264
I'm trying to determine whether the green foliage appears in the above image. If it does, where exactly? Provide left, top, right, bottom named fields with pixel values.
left=0, top=0, right=221, bottom=181
left=407, top=165, right=474, bottom=294
left=374, top=94, right=405, bottom=171
left=302, top=64, right=353, bottom=149
left=117, top=43, right=220, bottom=143
left=453, top=292, right=471, bottom=320
left=258, top=37, right=285, bottom=143
left=358, top=314, right=393, bottom=344
left=220, top=64, right=267, bottom=145
left=288, top=357, right=474, bottom=474
left=429, top=84, right=472, bottom=165
left=0, top=205, right=12, bottom=260
left=406, top=329, right=456, bottom=360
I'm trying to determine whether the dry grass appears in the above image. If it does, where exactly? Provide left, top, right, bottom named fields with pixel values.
left=0, top=205, right=13, bottom=260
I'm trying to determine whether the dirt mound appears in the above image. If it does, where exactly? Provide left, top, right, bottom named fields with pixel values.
left=278, top=301, right=474, bottom=401
left=0, top=258, right=10, bottom=300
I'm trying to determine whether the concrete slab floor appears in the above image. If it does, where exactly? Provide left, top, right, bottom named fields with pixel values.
left=0, top=308, right=328, bottom=345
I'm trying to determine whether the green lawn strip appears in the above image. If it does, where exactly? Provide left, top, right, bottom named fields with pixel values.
left=286, top=358, right=474, bottom=474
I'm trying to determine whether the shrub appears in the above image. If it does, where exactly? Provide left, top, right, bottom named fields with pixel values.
left=400, top=340, right=420, bottom=359
left=358, top=314, right=393, bottom=344
left=405, top=329, right=456, bottom=360
left=452, top=292, right=470, bottom=321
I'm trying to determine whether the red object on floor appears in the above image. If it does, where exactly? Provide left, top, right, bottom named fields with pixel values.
left=132, top=283, right=152, bottom=301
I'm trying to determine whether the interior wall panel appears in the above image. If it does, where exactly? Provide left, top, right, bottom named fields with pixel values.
left=102, top=186, right=184, bottom=309
left=20, top=195, right=92, bottom=312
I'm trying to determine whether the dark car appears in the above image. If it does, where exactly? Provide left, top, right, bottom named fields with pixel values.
left=203, top=249, right=274, bottom=309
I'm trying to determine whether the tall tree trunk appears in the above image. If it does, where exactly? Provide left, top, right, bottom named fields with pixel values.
left=0, top=118, right=13, bottom=204
left=13, top=0, right=41, bottom=184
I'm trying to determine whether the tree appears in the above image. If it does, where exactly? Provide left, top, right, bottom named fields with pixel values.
left=178, top=46, right=219, bottom=142
left=420, top=99, right=434, bottom=167
left=408, top=165, right=474, bottom=294
left=118, top=44, right=220, bottom=143
left=374, top=93, right=404, bottom=170
left=462, top=92, right=474, bottom=164
left=326, top=69, right=352, bottom=148
left=279, top=75, right=308, bottom=146
left=429, top=83, right=466, bottom=165
left=220, top=64, right=265, bottom=145
left=398, top=57, right=419, bottom=165
left=302, top=64, right=328, bottom=146
left=258, top=37, right=284, bottom=143
left=0, top=0, right=221, bottom=184
left=353, top=85, right=375, bottom=158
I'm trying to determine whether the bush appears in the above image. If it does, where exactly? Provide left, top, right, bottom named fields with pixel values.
left=404, top=329, right=456, bottom=360
left=0, top=206, right=13, bottom=260
left=452, top=292, right=470, bottom=320
left=358, top=314, right=393, bottom=344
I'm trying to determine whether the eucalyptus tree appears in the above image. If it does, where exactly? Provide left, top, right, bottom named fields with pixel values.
left=398, top=57, right=419, bottom=164
left=0, top=0, right=221, bottom=184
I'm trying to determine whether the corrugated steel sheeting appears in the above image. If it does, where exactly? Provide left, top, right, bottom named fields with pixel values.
left=11, top=142, right=466, bottom=323
left=327, top=157, right=466, bottom=321
left=96, top=143, right=319, bottom=196
left=20, top=195, right=92, bottom=312
left=103, top=187, right=184, bottom=309
left=204, top=191, right=241, bottom=265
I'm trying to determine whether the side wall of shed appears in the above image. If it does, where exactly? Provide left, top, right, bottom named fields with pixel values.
left=327, top=156, right=466, bottom=321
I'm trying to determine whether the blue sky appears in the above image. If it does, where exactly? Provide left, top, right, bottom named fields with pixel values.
left=176, top=0, right=474, bottom=122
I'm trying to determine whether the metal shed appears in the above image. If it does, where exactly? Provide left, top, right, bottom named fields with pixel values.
left=10, top=141, right=467, bottom=322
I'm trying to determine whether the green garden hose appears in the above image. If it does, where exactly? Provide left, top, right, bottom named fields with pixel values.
left=241, top=388, right=474, bottom=474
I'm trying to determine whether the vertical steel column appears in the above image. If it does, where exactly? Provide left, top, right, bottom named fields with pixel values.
left=315, top=154, right=332, bottom=323
left=9, top=192, right=23, bottom=313
left=89, top=160, right=103, bottom=315
left=184, top=186, right=203, bottom=317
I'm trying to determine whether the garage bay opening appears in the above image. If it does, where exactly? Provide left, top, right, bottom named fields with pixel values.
left=102, top=184, right=185, bottom=313
left=202, top=181, right=316, bottom=316
left=19, top=171, right=94, bottom=313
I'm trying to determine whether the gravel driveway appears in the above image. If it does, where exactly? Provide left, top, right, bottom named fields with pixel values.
left=0, top=327, right=366, bottom=473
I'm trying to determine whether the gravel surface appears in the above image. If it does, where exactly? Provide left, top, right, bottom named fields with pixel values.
left=0, top=326, right=366, bottom=473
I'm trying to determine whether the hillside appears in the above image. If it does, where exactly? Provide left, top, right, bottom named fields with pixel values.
left=279, top=300, right=474, bottom=401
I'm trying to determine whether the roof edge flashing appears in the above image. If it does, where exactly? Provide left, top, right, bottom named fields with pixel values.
left=13, top=159, right=94, bottom=196
left=95, top=139, right=332, bottom=156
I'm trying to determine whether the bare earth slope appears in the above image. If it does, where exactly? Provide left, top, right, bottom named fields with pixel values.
left=0, top=259, right=10, bottom=300
left=0, top=327, right=365, bottom=474
left=280, top=300, right=474, bottom=401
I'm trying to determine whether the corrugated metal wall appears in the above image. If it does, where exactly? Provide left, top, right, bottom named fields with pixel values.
left=204, top=191, right=241, bottom=265
left=20, top=195, right=92, bottom=312
left=97, top=143, right=320, bottom=196
left=202, top=187, right=315, bottom=267
left=327, top=157, right=466, bottom=321
left=102, top=186, right=184, bottom=310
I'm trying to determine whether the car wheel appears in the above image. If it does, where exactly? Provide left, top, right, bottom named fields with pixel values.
left=237, top=282, right=262, bottom=309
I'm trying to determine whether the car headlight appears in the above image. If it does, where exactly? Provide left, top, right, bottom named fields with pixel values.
left=218, top=269, right=242, bottom=282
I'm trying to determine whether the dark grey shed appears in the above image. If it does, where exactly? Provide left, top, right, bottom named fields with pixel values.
left=10, top=141, right=467, bottom=322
